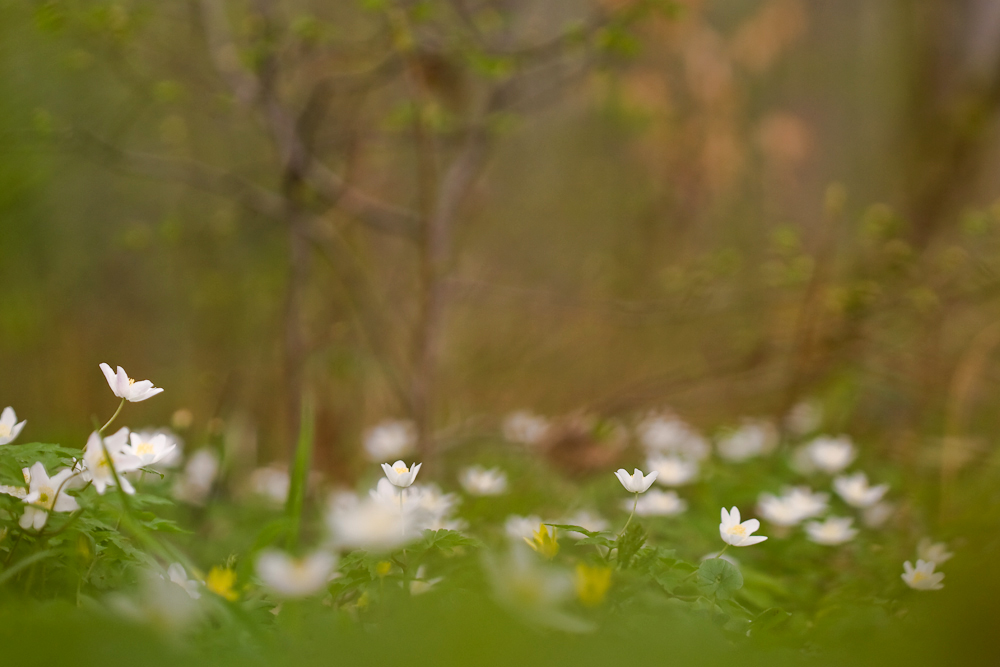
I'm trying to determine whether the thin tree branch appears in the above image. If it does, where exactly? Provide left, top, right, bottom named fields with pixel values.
left=66, top=128, right=286, bottom=219
left=197, top=0, right=421, bottom=239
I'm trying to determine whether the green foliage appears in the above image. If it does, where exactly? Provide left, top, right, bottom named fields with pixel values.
left=614, top=522, right=647, bottom=568
left=697, top=557, right=743, bottom=600
left=0, top=443, right=79, bottom=485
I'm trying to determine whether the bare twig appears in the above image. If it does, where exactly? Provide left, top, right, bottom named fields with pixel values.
left=197, top=0, right=420, bottom=238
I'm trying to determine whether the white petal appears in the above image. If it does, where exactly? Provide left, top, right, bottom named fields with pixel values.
left=99, top=364, right=119, bottom=395
left=28, top=462, right=49, bottom=487
left=115, top=366, right=130, bottom=397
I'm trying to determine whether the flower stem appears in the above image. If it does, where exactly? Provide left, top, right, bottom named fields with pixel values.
left=618, top=492, right=638, bottom=538
left=399, top=487, right=405, bottom=536
left=99, top=398, right=126, bottom=434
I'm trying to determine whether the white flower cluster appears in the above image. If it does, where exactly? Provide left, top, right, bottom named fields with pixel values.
left=716, top=419, right=778, bottom=462
left=502, top=410, right=550, bottom=446
left=362, top=420, right=416, bottom=462
left=0, top=365, right=179, bottom=531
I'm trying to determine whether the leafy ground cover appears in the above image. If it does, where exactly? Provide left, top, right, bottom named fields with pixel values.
left=0, top=367, right=997, bottom=666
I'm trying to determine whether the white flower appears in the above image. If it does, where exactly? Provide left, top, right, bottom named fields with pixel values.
left=0, top=407, right=27, bottom=446
left=381, top=460, right=421, bottom=488
left=256, top=549, right=337, bottom=598
left=716, top=420, right=777, bottom=462
left=247, top=466, right=290, bottom=505
left=559, top=510, right=609, bottom=538
left=114, top=568, right=201, bottom=631
left=368, top=479, right=461, bottom=532
left=502, top=411, right=550, bottom=445
left=144, top=429, right=184, bottom=467
left=326, top=491, right=417, bottom=551
left=82, top=430, right=142, bottom=495
left=20, top=462, right=80, bottom=530
left=99, top=363, right=164, bottom=402
left=122, top=431, right=177, bottom=466
left=902, top=560, right=944, bottom=590
left=802, top=435, right=856, bottom=474
left=833, top=472, right=888, bottom=508
left=459, top=466, right=508, bottom=496
left=633, top=489, right=687, bottom=516
left=167, top=563, right=201, bottom=599
left=784, top=486, right=830, bottom=518
left=719, top=506, right=767, bottom=547
left=407, top=484, right=462, bottom=530
left=757, top=494, right=804, bottom=527
left=804, top=516, right=858, bottom=545
left=636, top=414, right=710, bottom=460
left=785, top=400, right=822, bottom=436
left=757, top=486, right=829, bottom=527
left=363, top=420, right=416, bottom=461
left=862, top=502, right=894, bottom=528
left=0, top=484, right=27, bottom=500
left=505, top=514, right=544, bottom=541
left=172, top=449, right=220, bottom=505
left=917, top=539, right=953, bottom=565
left=645, top=455, right=698, bottom=486
left=614, top=468, right=658, bottom=493
left=0, top=468, right=29, bottom=500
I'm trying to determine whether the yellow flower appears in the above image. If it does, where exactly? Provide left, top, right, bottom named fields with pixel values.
left=524, top=523, right=559, bottom=560
left=376, top=560, right=393, bottom=577
left=206, top=566, right=238, bottom=601
left=575, top=563, right=612, bottom=607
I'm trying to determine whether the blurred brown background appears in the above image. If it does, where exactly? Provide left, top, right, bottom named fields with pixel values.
left=2, top=0, right=1000, bottom=476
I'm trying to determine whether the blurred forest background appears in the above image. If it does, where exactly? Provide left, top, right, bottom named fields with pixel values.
left=3, top=0, right=1000, bottom=487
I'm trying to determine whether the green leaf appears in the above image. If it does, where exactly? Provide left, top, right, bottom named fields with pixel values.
left=697, top=558, right=743, bottom=600
left=0, top=443, right=81, bottom=485
left=752, top=607, right=792, bottom=633
left=414, top=529, right=481, bottom=552
left=575, top=535, right=615, bottom=548
left=545, top=524, right=605, bottom=539
left=285, top=396, right=315, bottom=550
left=652, top=559, right=697, bottom=593
left=615, top=523, right=647, bottom=568
left=250, top=518, right=291, bottom=553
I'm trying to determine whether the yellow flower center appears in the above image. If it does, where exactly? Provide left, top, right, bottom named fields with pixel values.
left=37, top=486, right=55, bottom=510
left=911, top=571, right=926, bottom=583
left=394, top=465, right=409, bottom=474
left=728, top=524, right=747, bottom=537
left=0, top=424, right=10, bottom=438
left=128, top=378, right=136, bottom=385
left=136, top=441, right=154, bottom=456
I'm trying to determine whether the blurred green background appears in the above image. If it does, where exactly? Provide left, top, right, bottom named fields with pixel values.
left=3, top=0, right=1000, bottom=487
